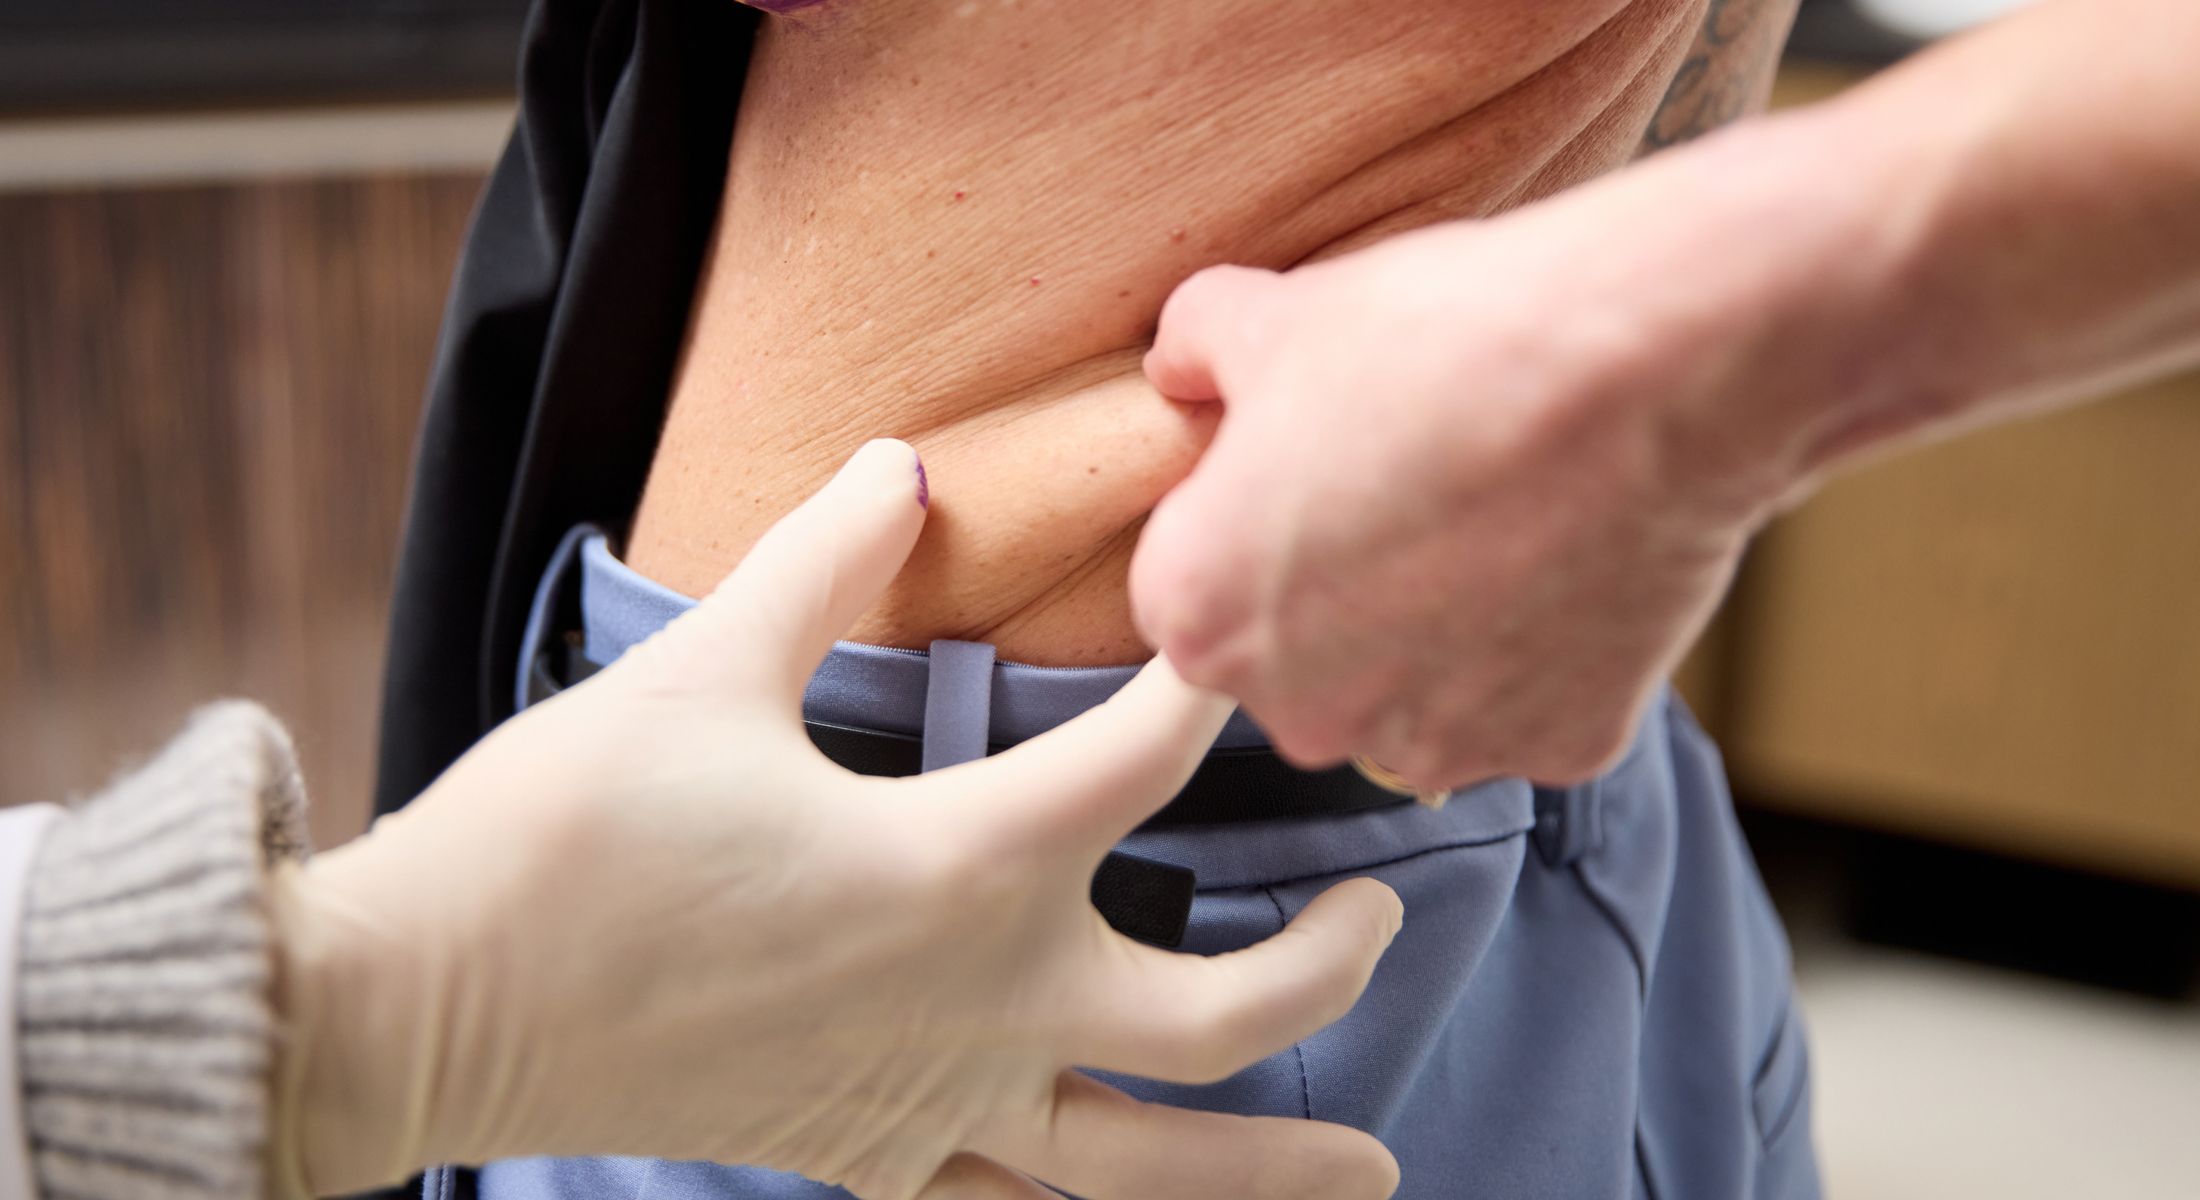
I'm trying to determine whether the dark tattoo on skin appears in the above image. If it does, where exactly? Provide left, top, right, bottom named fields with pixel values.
left=1641, top=0, right=1802, bottom=151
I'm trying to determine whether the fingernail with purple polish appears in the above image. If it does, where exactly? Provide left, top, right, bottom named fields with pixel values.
left=914, top=453, right=929, bottom=510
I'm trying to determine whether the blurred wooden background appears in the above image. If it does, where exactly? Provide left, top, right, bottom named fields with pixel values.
left=0, top=175, right=482, bottom=846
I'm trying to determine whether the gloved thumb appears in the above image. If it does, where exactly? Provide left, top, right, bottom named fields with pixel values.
left=622, top=438, right=930, bottom=707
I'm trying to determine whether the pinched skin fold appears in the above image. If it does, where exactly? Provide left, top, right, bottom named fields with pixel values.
left=628, top=0, right=1793, bottom=664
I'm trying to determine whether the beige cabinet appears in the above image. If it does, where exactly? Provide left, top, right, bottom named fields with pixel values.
left=1667, top=60, right=2200, bottom=891
left=1708, top=373, right=2200, bottom=888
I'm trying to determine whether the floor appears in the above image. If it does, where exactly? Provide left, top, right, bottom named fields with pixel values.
left=1797, top=945, right=2200, bottom=1199
left=1758, top=810, right=2200, bottom=1200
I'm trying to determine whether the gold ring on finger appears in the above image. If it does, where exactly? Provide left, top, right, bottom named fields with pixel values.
left=1350, top=755, right=1453, bottom=809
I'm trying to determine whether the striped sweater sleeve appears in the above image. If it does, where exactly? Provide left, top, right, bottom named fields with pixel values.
left=14, top=701, right=311, bottom=1200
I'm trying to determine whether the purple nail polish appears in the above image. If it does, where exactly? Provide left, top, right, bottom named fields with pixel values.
left=914, top=454, right=929, bottom=510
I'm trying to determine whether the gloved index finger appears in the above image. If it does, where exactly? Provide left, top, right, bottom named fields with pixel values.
left=975, top=1071, right=1399, bottom=1200
left=915, top=655, right=1234, bottom=861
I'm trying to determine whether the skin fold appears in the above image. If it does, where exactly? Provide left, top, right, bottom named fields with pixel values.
left=625, top=0, right=1797, bottom=664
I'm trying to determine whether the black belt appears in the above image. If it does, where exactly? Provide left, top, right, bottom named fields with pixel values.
left=527, top=640, right=1407, bottom=947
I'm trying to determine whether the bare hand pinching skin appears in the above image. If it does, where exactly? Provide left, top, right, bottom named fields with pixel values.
left=269, top=440, right=1405, bottom=1200
left=1130, top=0, right=2200, bottom=793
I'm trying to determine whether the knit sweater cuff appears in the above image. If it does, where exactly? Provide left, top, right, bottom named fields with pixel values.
left=16, top=702, right=311, bottom=1200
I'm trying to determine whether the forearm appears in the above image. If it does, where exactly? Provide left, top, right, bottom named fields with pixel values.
left=1715, top=0, right=2200, bottom=488
left=1126, top=0, right=2198, bottom=783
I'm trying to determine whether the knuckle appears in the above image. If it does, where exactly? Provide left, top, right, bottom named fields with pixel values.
left=1264, top=692, right=1379, bottom=768
left=1270, top=717, right=1356, bottom=771
left=1532, top=725, right=1629, bottom=785
left=1159, top=266, right=1286, bottom=356
left=1177, top=263, right=1265, bottom=305
left=1166, top=631, right=1253, bottom=697
left=1523, top=751, right=1588, bottom=786
left=1578, top=717, right=1635, bottom=770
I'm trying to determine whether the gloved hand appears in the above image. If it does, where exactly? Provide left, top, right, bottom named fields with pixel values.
left=267, top=439, right=1406, bottom=1200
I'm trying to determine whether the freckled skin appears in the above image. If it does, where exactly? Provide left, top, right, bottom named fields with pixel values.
left=629, top=0, right=1795, bottom=664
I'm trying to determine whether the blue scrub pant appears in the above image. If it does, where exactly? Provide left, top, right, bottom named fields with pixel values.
left=455, top=530, right=1821, bottom=1200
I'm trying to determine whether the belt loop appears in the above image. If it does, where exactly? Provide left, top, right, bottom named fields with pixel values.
left=920, top=639, right=1199, bottom=949
left=920, top=640, right=997, bottom=772
left=513, top=524, right=597, bottom=714
left=1533, top=778, right=1605, bottom=868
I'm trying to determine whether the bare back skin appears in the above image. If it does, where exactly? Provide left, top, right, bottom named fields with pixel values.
left=627, top=0, right=1795, bottom=664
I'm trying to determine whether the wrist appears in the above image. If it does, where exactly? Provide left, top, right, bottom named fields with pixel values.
left=267, top=851, right=448, bottom=1196
left=1616, top=106, right=1959, bottom=523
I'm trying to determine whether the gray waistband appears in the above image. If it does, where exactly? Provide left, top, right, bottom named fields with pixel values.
left=563, top=530, right=1271, bottom=749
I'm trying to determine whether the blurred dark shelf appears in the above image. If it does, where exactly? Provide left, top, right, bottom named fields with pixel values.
left=1788, top=0, right=1927, bottom=63
left=0, top=1, right=529, bottom=115
left=1744, top=808, right=2200, bottom=1001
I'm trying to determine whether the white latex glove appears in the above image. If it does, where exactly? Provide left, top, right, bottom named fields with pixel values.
left=268, top=439, right=1406, bottom=1200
